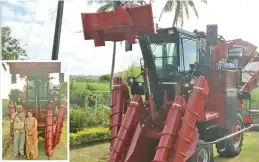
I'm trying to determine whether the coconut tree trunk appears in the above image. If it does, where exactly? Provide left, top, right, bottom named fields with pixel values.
left=110, top=41, right=117, bottom=90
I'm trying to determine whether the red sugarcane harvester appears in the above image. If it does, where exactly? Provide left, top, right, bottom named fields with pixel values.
left=8, top=62, right=67, bottom=159
left=81, top=4, right=259, bottom=162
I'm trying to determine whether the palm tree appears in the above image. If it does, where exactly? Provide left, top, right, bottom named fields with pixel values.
left=159, top=0, right=207, bottom=27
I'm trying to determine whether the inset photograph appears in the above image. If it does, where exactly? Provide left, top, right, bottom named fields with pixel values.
left=2, top=61, right=68, bottom=160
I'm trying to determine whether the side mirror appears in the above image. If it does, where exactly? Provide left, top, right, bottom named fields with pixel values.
left=59, top=73, right=64, bottom=83
left=11, top=74, right=17, bottom=84
left=125, top=40, right=132, bottom=51
left=130, top=82, right=145, bottom=95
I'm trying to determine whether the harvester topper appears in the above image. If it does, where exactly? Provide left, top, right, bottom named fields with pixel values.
left=8, top=62, right=67, bottom=159
left=81, top=3, right=259, bottom=162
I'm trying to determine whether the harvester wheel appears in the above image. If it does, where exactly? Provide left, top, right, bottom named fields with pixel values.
left=187, top=140, right=213, bottom=162
left=216, top=113, right=244, bottom=157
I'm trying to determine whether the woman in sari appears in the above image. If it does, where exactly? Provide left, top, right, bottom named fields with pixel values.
left=24, top=111, right=39, bottom=160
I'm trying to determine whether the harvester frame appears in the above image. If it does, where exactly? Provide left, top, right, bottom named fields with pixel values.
left=80, top=3, right=259, bottom=162
left=8, top=62, right=67, bottom=159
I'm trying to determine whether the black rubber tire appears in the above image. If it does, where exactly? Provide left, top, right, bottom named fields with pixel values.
left=216, top=113, right=244, bottom=157
left=187, top=140, right=213, bottom=162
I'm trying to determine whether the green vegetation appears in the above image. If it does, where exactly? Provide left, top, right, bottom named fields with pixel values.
left=1, top=26, right=27, bottom=60
left=251, top=90, right=259, bottom=110
left=69, top=108, right=110, bottom=133
left=2, top=99, right=9, bottom=119
left=70, top=127, right=110, bottom=146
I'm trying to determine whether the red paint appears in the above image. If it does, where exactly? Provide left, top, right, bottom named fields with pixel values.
left=153, top=96, right=186, bottom=162
left=108, top=95, right=144, bottom=162
left=45, top=104, right=55, bottom=158
left=244, top=115, right=252, bottom=124
left=172, top=76, right=209, bottom=162
left=240, top=71, right=259, bottom=92
left=110, top=77, right=129, bottom=148
left=232, top=125, right=241, bottom=143
left=211, top=39, right=257, bottom=66
left=8, top=62, right=61, bottom=76
left=8, top=100, right=16, bottom=118
left=81, top=4, right=155, bottom=46
left=54, top=100, right=67, bottom=147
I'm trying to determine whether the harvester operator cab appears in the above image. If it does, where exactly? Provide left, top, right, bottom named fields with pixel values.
left=128, top=27, right=206, bottom=108
left=26, top=76, right=49, bottom=112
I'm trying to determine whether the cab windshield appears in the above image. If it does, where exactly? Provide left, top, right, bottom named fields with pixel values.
left=27, top=80, right=48, bottom=99
left=151, top=38, right=198, bottom=73
left=151, top=42, right=177, bottom=69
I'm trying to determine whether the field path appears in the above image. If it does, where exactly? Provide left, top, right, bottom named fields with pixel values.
left=2, top=119, right=68, bottom=160
left=70, top=132, right=259, bottom=162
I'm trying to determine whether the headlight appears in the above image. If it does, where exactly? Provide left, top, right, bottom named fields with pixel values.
left=190, top=78, right=195, bottom=85
left=127, top=77, right=135, bottom=84
left=168, top=29, right=174, bottom=34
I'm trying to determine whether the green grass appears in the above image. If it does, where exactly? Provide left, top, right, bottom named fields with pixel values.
left=2, top=119, right=68, bottom=160
left=2, top=99, right=9, bottom=119
left=70, top=132, right=259, bottom=162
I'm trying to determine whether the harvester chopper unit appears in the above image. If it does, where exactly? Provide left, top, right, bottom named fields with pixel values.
left=8, top=62, right=67, bottom=159
left=81, top=4, right=259, bottom=162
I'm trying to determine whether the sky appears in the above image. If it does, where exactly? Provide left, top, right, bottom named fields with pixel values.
left=2, top=0, right=259, bottom=75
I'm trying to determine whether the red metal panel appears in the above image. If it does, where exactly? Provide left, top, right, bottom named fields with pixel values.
left=45, top=104, right=55, bottom=158
left=212, top=40, right=257, bottom=65
left=172, top=76, right=209, bottom=162
left=8, top=100, right=16, bottom=118
left=153, top=96, right=186, bottom=162
left=8, top=62, right=61, bottom=75
left=108, top=95, right=144, bottom=162
left=54, top=100, right=67, bottom=147
left=242, top=62, right=259, bottom=83
left=110, top=77, right=129, bottom=148
left=81, top=4, right=155, bottom=46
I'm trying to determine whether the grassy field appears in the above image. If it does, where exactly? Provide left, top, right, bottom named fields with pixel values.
left=70, top=132, right=259, bottom=162
left=2, top=119, right=68, bottom=160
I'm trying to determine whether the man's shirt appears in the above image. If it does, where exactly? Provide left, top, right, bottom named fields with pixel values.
left=11, top=112, right=26, bottom=133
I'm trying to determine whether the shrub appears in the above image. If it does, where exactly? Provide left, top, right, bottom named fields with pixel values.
left=69, top=108, right=110, bottom=133
left=85, top=107, right=110, bottom=128
left=70, top=127, right=110, bottom=145
left=69, top=109, right=87, bottom=133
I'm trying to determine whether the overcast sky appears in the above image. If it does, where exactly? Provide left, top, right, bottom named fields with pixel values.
left=2, top=0, right=259, bottom=75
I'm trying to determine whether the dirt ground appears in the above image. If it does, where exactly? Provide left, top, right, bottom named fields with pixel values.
left=2, top=119, right=68, bottom=160
left=70, top=132, right=259, bottom=162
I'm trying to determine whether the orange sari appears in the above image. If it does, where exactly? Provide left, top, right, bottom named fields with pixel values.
left=25, top=117, right=39, bottom=159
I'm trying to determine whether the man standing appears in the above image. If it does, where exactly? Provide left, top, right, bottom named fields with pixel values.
left=10, top=105, right=26, bottom=159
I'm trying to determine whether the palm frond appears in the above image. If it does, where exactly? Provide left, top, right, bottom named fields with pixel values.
left=182, top=1, right=189, bottom=19
left=188, top=1, right=198, bottom=18
left=179, top=3, right=184, bottom=27
left=87, top=0, right=111, bottom=6
left=201, top=0, right=208, bottom=4
left=97, top=2, right=116, bottom=12
left=159, top=0, right=174, bottom=22
left=172, top=1, right=181, bottom=27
